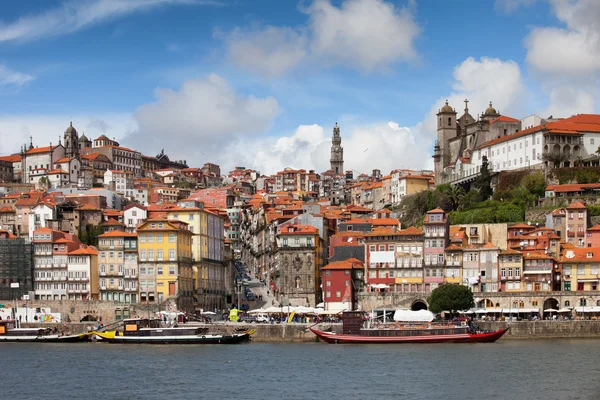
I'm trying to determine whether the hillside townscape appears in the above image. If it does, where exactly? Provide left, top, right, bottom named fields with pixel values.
left=2, top=103, right=600, bottom=320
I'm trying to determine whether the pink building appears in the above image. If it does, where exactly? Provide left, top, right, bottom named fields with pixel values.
left=423, top=208, right=449, bottom=291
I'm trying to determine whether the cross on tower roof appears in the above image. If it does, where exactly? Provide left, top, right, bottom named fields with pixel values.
left=464, top=98, right=469, bottom=112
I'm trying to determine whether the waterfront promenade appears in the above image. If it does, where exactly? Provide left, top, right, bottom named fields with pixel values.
left=15, top=320, right=600, bottom=342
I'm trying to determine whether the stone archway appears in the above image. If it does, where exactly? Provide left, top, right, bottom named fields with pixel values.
left=80, top=314, right=98, bottom=322
left=543, top=298, right=559, bottom=312
left=411, top=300, right=428, bottom=311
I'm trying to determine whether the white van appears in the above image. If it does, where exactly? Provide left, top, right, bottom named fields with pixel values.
left=256, top=313, right=270, bottom=323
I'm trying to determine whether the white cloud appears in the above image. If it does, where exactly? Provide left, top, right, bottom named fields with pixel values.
left=0, top=113, right=135, bottom=156
left=524, top=0, right=600, bottom=115
left=0, top=64, right=34, bottom=87
left=418, top=56, right=525, bottom=140
left=526, top=27, right=600, bottom=76
left=223, top=121, right=431, bottom=176
left=0, top=0, right=217, bottom=43
left=222, top=0, right=420, bottom=76
left=224, top=26, right=308, bottom=77
left=494, top=0, right=537, bottom=13
left=307, top=0, right=419, bottom=71
left=123, top=73, right=280, bottom=160
left=542, top=85, right=596, bottom=117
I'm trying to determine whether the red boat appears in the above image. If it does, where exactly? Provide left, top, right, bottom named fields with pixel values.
left=310, top=311, right=509, bottom=344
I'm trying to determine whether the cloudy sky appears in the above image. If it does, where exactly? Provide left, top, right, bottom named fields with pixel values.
left=0, top=0, right=599, bottom=175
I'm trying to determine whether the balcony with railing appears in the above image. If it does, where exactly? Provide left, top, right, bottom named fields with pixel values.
left=441, top=164, right=494, bottom=185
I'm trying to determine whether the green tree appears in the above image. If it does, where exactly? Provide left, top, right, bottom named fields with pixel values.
left=427, top=284, right=475, bottom=314
left=474, top=155, right=493, bottom=202
left=446, top=185, right=465, bottom=210
left=458, top=189, right=481, bottom=210
left=521, top=172, right=546, bottom=198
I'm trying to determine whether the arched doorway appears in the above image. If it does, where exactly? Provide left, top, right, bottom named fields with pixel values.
left=543, top=298, right=558, bottom=311
left=411, top=300, right=428, bottom=311
left=80, top=315, right=98, bottom=322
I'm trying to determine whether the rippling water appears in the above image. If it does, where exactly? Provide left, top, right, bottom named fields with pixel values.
left=3, top=340, right=599, bottom=400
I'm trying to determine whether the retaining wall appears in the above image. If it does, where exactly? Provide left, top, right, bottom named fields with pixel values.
left=478, top=320, right=600, bottom=339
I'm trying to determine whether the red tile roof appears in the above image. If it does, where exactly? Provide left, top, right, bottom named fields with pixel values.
left=98, top=231, right=137, bottom=237
left=560, top=247, right=600, bottom=263
left=278, top=225, right=318, bottom=235
left=69, top=247, right=98, bottom=256
left=491, top=115, right=520, bottom=124
left=0, top=155, right=21, bottom=163
left=397, top=226, right=423, bottom=235
left=26, top=145, right=59, bottom=155
left=567, top=201, right=587, bottom=209
left=322, top=258, right=363, bottom=270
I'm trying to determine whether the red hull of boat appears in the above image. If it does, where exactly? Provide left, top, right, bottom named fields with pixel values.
left=310, top=327, right=509, bottom=344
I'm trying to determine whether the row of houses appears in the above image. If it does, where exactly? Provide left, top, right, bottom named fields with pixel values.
left=321, top=201, right=600, bottom=311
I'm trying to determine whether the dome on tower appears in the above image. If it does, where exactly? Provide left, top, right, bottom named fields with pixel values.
left=484, top=102, right=497, bottom=116
left=65, top=121, right=77, bottom=134
left=79, top=132, right=89, bottom=142
left=440, top=100, right=453, bottom=113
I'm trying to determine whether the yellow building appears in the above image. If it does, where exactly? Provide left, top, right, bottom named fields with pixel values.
left=560, top=247, right=600, bottom=292
left=499, top=249, right=523, bottom=292
left=137, top=219, right=194, bottom=312
left=166, top=200, right=226, bottom=313
left=97, top=231, right=137, bottom=303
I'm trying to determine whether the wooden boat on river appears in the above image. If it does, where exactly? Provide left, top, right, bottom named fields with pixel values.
left=93, top=318, right=252, bottom=344
left=310, top=311, right=508, bottom=344
left=0, top=320, right=88, bottom=343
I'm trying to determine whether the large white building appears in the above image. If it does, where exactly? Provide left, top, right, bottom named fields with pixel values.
left=104, top=169, right=134, bottom=198
left=436, top=109, right=600, bottom=184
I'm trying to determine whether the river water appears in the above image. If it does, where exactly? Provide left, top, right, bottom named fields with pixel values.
left=3, top=340, right=599, bottom=400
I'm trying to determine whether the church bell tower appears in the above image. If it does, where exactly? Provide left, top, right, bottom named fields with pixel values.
left=64, top=121, right=80, bottom=158
left=330, top=122, right=344, bottom=175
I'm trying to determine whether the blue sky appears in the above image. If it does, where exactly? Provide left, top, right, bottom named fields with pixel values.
left=0, top=0, right=598, bottom=174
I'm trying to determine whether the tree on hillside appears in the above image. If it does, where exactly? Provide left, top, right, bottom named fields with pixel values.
left=521, top=172, right=546, bottom=198
left=427, top=284, right=475, bottom=314
left=446, top=185, right=465, bottom=210
left=474, top=156, right=493, bottom=202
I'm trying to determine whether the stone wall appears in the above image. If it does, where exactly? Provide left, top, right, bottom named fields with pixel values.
left=236, top=323, right=317, bottom=342
left=478, top=320, right=600, bottom=339
left=358, top=291, right=600, bottom=312
left=0, top=299, right=163, bottom=324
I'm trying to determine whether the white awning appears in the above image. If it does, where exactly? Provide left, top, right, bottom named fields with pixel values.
left=523, top=271, right=552, bottom=274
left=369, top=251, right=395, bottom=263
left=501, top=308, right=539, bottom=313
left=574, top=306, right=600, bottom=313
left=393, top=309, right=434, bottom=322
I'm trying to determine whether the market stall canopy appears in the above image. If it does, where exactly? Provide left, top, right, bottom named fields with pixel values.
left=574, top=306, right=600, bottom=313
left=558, top=307, right=573, bottom=313
left=501, top=308, right=539, bottom=314
left=371, top=284, right=389, bottom=289
left=247, top=308, right=266, bottom=314
left=393, top=309, right=434, bottom=322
